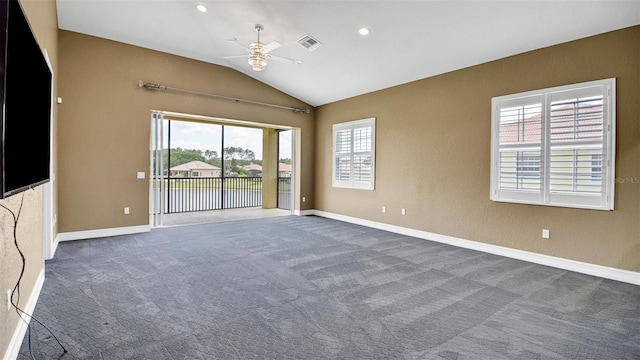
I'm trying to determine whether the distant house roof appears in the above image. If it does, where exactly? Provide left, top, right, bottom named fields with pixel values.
left=239, top=163, right=291, bottom=172
left=279, top=163, right=291, bottom=171
left=170, top=160, right=221, bottom=171
left=243, top=164, right=263, bottom=171
left=499, top=104, right=603, bottom=144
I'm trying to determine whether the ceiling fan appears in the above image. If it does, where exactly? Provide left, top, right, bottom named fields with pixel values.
left=224, top=24, right=302, bottom=72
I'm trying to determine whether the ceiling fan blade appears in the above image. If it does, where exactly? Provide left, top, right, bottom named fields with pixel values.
left=223, top=54, right=248, bottom=59
left=227, top=37, right=249, bottom=51
left=263, top=40, right=281, bottom=54
left=266, top=53, right=302, bottom=65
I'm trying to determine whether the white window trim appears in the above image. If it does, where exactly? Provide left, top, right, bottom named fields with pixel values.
left=490, top=78, right=616, bottom=211
left=332, top=117, right=376, bottom=190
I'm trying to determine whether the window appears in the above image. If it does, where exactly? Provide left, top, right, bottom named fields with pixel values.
left=332, top=118, right=375, bottom=190
left=491, top=78, right=615, bottom=210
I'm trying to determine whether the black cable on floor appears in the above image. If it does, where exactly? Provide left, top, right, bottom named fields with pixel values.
left=1, top=191, right=68, bottom=359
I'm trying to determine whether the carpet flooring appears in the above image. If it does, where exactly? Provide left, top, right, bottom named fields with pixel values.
left=18, top=215, right=640, bottom=359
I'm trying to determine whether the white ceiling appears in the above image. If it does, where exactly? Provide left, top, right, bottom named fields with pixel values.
left=56, top=0, right=640, bottom=107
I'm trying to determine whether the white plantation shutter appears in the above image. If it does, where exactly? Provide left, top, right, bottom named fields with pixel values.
left=491, top=78, right=615, bottom=210
left=494, top=95, right=544, bottom=203
left=334, top=127, right=352, bottom=182
left=332, top=118, right=375, bottom=190
left=547, top=87, right=608, bottom=208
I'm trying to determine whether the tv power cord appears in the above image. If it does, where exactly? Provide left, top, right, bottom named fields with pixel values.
left=1, top=191, right=68, bottom=359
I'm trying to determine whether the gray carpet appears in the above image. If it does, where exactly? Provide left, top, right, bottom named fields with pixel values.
left=18, top=215, right=640, bottom=359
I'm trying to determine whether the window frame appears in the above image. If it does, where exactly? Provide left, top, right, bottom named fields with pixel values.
left=332, top=117, right=376, bottom=190
left=490, top=78, right=616, bottom=211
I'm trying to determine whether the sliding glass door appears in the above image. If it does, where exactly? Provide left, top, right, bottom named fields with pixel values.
left=150, top=112, right=275, bottom=226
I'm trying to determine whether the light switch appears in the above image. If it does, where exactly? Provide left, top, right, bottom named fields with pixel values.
left=137, top=172, right=145, bottom=179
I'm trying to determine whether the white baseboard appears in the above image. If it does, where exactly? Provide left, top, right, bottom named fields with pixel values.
left=4, top=268, right=45, bottom=360
left=311, top=210, right=640, bottom=286
left=45, top=236, right=59, bottom=261
left=294, top=209, right=315, bottom=216
left=57, top=225, right=151, bottom=243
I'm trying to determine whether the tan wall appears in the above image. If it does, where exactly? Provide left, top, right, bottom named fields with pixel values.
left=1, top=0, right=58, bottom=357
left=262, top=129, right=279, bottom=209
left=57, top=30, right=315, bottom=233
left=315, top=26, right=640, bottom=272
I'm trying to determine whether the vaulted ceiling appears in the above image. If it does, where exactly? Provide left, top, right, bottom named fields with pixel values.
left=56, top=0, right=640, bottom=107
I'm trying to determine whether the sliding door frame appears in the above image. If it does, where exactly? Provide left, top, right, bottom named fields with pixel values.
left=149, top=110, right=297, bottom=228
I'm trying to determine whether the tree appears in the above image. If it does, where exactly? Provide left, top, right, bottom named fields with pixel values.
left=154, top=147, right=260, bottom=177
left=223, top=146, right=256, bottom=176
left=223, top=147, right=255, bottom=162
left=204, top=150, right=219, bottom=161
left=206, top=158, right=222, bottom=168
left=204, top=149, right=221, bottom=168
left=162, top=148, right=204, bottom=173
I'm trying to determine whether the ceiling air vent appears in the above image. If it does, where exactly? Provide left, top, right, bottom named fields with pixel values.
left=297, top=34, right=322, bottom=51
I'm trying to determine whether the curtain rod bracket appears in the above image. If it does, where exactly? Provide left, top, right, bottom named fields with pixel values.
left=139, top=80, right=310, bottom=114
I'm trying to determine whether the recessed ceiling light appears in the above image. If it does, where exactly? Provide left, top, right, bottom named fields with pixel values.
left=359, top=27, right=370, bottom=36
left=196, top=4, right=207, bottom=13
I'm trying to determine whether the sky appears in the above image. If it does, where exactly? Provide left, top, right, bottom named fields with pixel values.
left=164, top=120, right=292, bottom=160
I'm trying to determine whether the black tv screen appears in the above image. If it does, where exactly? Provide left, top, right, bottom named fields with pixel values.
left=0, top=0, right=52, bottom=199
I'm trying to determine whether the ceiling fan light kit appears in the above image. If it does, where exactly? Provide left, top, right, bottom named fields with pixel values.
left=248, top=52, right=267, bottom=71
left=248, top=41, right=267, bottom=71
left=248, top=24, right=267, bottom=71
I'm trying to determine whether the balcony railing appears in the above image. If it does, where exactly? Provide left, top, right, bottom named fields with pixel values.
left=278, top=177, right=292, bottom=210
left=161, top=176, right=293, bottom=213
left=163, top=177, right=262, bottom=213
left=160, top=176, right=293, bottom=214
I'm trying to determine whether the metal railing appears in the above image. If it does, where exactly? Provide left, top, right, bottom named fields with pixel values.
left=164, top=177, right=262, bottom=213
left=278, top=177, right=292, bottom=210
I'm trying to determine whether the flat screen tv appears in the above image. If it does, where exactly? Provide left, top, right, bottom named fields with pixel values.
left=0, top=0, right=52, bottom=199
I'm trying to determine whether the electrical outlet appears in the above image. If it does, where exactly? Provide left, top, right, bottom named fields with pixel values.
left=401, top=208, right=406, bottom=216
left=124, top=207, right=130, bottom=215
left=542, top=229, right=550, bottom=239
left=302, top=196, right=306, bottom=203
left=382, top=206, right=386, bottom=213
left=6, top=290, right=11, bottom=310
